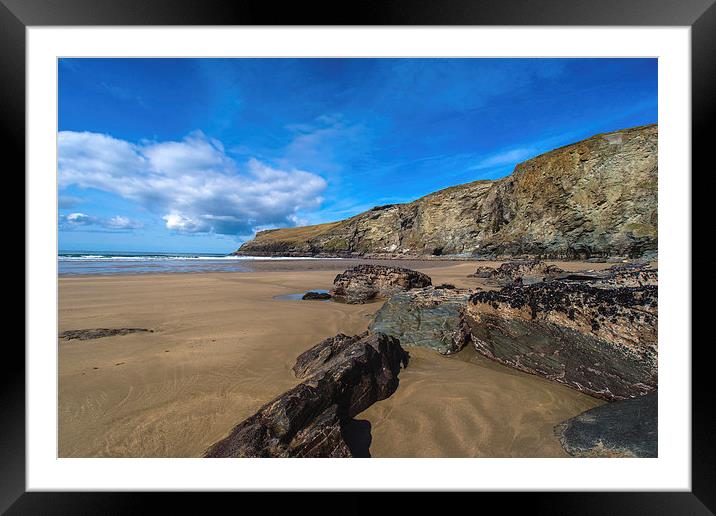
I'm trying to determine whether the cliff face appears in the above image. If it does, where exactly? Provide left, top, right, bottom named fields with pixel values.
left=237, top=124, right=657, bottom=259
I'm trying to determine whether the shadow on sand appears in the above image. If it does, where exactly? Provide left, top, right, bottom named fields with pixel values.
left=341, top=419, right=373, bottom=458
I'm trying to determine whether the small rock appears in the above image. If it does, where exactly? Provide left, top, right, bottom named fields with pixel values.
left=59, top=328, right=152, bottom=341
left=302, top=291, right=332, bottom=300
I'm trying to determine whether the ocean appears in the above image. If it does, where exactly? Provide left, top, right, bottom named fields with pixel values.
left=57, top=250, right=319, bottom=276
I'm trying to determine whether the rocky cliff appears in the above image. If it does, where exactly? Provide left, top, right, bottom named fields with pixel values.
left=236, top=124, right=657, bottom=259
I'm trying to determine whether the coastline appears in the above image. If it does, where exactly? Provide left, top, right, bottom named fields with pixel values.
left=58, top=257, right=465, bottom=277
left=59, top=260, right=612, bottom=458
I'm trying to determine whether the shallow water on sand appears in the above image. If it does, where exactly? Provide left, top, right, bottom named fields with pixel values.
left=58, top=251, right=332, bottom=275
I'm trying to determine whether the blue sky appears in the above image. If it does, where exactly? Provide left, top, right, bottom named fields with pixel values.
left=58, top=58, right=657, bottom=253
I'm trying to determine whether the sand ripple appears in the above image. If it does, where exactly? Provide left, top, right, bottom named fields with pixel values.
left=59, top=262, right=604, bottom=457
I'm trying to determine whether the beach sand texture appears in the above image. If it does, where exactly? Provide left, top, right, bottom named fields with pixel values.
left=58, top=261, right=609, bottom=458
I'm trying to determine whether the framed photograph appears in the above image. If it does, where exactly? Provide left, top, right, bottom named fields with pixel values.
left=7, top=0, right=710, bottom=512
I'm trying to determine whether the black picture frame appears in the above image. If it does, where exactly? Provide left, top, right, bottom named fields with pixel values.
left=5, top=0, right=710, bottom=513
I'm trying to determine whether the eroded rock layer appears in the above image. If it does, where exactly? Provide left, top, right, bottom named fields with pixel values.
left=565, top=263, right=658, bottom=288
left=330, top=264, right=432, bottom=304
left=466, top=281, right=657, bottom=401
left=468, top=259, right=565, bottom=285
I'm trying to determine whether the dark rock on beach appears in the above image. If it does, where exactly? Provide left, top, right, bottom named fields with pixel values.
left=469, top=265, right=497, bottom=279
left=330, top=264, right=432, bottom=304
left=292, top=333, right=360, bottom=379
left=468, top=259, right=565, bottom=285
left=369, top=286, right=473, bottom=355
left=555, top=263, right=657, bottom=289
left=556, top=392, right=657, bottom=457
left=597, top=263, right=658, bottom=288
left=466, top=280, right=657, bottom=401
left=302, top=291, right=332, bottom=300
left=204, top=331, right=408, bottom=458
left=59, top=328, right=153, bottom=341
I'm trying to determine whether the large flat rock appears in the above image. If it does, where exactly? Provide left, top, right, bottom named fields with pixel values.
left=369, top=286, right=473, bottom=355
left=556, top=392, right=657, bottom=457
left=466, top=280, right=657, bottom=401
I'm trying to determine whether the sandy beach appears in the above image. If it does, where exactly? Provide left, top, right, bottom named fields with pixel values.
left=58, top=260, right=610, bottom=458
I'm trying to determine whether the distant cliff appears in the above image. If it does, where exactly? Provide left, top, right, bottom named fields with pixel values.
left=236, top=124, right=657, bottom=259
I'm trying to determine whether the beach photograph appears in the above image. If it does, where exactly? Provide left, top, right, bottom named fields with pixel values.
left=58, top=58, right=658, bottom=459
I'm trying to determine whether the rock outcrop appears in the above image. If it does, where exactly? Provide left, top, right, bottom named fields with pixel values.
left=556, top=264, right=657, bottom=289
left=302, top=291, right=332, bottom=300
left=330, top=264, right=432, bottom=304
left=59, top=328, right=153, bottom=340
left=468, top=259, right=565, bottom=285
left=556, top=392, right=657, bottom=457
left=369, top=286, right=473, bottom=355
left=236, top=124, right=657, bottom=259
left=204, top=332, right=408, bottom=458
left=466, top=281, right=657, bottom=401
left=604, top=266, right=658, bottom=288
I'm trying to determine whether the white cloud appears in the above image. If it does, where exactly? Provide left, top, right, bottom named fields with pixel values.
left=62, top=212, right=94, bottom=226
left=58, top=131, right=327, bottom=236
left=59, top=212, right=143, bottom=231
left=162, top=213, right=207, bottom=233
left=469, top=147, right=538, bottom=171
left=105, top=215, right=143, bottom=230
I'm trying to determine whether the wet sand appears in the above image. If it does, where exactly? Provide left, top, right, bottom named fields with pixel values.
left=58, top=260, right=608, bottom=457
